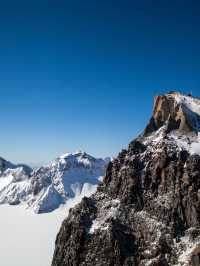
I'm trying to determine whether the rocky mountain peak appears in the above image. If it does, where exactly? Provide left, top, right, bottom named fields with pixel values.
left=57, top=151, right=104, bottom=167
left=52, top=92, right=200, bottom=266
left=145, top=92, right=200, bottom=136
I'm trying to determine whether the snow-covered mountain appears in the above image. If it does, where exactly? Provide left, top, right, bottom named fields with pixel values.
left=0, top=157, right=32, bottom=178
left=0, top=152, right=109, bottom=213
left=0, top=157, right=32, bottom=204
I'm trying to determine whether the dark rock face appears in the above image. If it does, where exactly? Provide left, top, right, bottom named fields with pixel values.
left=0, top=157, right=7, bottom=173
left=52, top=92, right=200, bottom=266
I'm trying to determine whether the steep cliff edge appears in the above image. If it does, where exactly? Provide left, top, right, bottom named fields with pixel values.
left=52, top=92, right=200, bottom=266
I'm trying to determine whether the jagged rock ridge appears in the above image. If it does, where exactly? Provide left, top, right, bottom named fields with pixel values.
left=52, top=92, right=200, bottom=266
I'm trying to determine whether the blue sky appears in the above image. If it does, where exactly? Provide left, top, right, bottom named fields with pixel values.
left=0, top=0, right=200, bottom=164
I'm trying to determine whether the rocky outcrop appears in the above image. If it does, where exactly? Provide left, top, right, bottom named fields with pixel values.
left=52, top=92, right=200, bottom=266
left=145, top=92, right=200, bottom=135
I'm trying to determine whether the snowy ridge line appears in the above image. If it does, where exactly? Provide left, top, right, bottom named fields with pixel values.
left=0, top=151, right=110, bottom=213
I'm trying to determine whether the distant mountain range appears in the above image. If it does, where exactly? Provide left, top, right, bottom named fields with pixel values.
left=0, top=152, right=109, bottom=213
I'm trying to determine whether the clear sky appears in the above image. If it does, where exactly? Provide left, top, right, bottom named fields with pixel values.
left=0, top=0, right=200, bottom=165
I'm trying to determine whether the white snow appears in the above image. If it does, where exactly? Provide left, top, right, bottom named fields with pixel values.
left=59, top=152, right=71, bottom=159
left=169, top=132, right=200, bottom=155
left=0, top=182, right=97, bottom=266
left=190, top=133, right=200, bottom=154
left=0, top=151, right=108, bottom=213
left=143, top=125, right=166, bottom=147
left=0, top=175, right=13, bottom=191
left=173, top=94, right=200, bottom=116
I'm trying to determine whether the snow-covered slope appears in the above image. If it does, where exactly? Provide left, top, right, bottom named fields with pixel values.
left=0, top=157, right=32, bottom=178
left=0, top=152, right=109, bottom=213
left=0, top=158, right=32, bottom=205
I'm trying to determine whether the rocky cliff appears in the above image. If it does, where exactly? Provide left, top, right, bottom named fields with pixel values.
left=52, top=92, right=200, bottom=266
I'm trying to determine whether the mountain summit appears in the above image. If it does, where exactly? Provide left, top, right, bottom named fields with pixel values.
left=145, top=92, right=200, bottom=135
left=0, top=151, right=108, bottom=213
left=52, top=92, right=200, bottom=266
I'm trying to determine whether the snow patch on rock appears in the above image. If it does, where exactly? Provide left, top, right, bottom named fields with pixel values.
left=174, top=229, right=200, bottom=266
left=89, top=199, right=120, bottom=234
